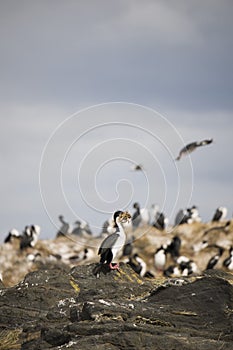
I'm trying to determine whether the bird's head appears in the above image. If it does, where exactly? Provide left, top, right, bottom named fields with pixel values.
left=113, top=210, right=131, bottom=224
left=133, top=202, right=140, bottom=209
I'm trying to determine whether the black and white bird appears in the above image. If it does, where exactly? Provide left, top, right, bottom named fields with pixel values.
left=132, top=202, right=150, bottom=230
left=154, top=245, right=168, bottom=271
left=176, top=256, right=198, bottom=276
left=174, top=209, right=192, bottom=225
left=71, top=221, right=83, bottom=236
left=223, top=246, right=233, bottom=270
left=180, top=260, right=198, bottom=276
left=151, top=204, right=168, bottom=230
left=176, top=139, right=213, bottom=161
left=188, top=206, right=201, bottom=222
left=127, top=253, right=147, bottom=277
left=174, top=206, right=200, bottom=226
left=72, top=220, right=92, bottom=236
left=56, top=215, right=70, bottom=237
left=20, top=225, right=40, bottom=250
left=164, top=265, right=182, bottom=278
left=206, top=246, right=224, bottom=270
left=212, top=207, right=227, bottom=222
left=68, top=248, right=95, bottom=264
left=166, top=236, right=181, bottom=259
left=152, top=211, right=168, bottom=230
left=4, top=228, right=21, bottom=243
left=96, top=211, right=131, bottom=271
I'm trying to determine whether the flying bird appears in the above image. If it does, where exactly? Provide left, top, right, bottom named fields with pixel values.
left=130, top=164, right=144, bottom=171
left=176, top=139, right=213, bottom=161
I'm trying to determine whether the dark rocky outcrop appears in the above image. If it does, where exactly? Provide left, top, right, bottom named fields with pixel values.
left=0, top=264, right=233, bottom=349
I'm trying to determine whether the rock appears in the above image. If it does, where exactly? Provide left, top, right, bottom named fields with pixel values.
left=0, top=264, right=233, bottom=349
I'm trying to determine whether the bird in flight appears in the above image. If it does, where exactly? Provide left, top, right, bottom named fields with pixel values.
left=176, top=139, right=213, bottom=161
left=130, top=164, right=144, bottom=171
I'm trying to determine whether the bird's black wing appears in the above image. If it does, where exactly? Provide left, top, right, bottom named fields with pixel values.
left=212, top=209, right=222, bottom=221
left=176, top=142, right=198, bottom=160
left=98, top=232, right=119, bottom=255
left=4, top=233, right=11, bottom=243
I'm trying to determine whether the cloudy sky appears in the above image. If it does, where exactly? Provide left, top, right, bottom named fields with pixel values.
left=1, top=1, right=233, bottom=241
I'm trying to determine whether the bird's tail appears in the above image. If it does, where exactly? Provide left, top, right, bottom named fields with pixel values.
left=92, top=263, right=111, bottom=277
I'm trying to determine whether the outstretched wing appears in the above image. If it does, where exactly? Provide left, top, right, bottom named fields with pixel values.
left=176, top=142, right=198, bottom=160
left=176, top=139, right=213, bottom=161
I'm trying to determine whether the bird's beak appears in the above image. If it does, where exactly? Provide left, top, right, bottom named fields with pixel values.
left=119, top=211, right=131, bottom=223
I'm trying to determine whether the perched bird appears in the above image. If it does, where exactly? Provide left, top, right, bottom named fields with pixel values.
left=127, top=253, right=147, bottom=277
left=131, top=203, right=142, bottom=229
left=68, top=248, right=95, bottom=264
left=20, top=225, right=40, bottom=250
left=154, top=245, right=167, bottom=271
left=206, top=246, right=224, bottom=270
left=4, top=228, right=21, bottom=243
left=151, top=204, right=168, bottom=230
left=176, top=139, right=213, bottom=161
left=80, top=221, right=92, bottom=236
left=223, top=246, right=233, bottom=270
left=96, top=211, right=131, bottom=271
left=166, top=236, right=181, bottom=259
left=152, top=211, right=168, bottom=230
left=180, top=260, right=198, bottom=276
left=176, top=256, right=198, bottom=276
left=174, top=209, right=192, bottom=225
left=164, top=265, right=182, bottom=278
left=56, top=215, right=70, bottom=237
left=174, top=206, right=200, bottom=226
left=188, top=206, right=201, bottom=223
left=212, top=207, right=227, bottom=222
left=29, top=225, right=40, bottom=247
left=71, top=221, right=83, bottom=236
left=72, top=220, right=92, bottom=236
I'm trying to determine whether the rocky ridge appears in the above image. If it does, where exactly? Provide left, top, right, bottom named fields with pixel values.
left=0, top=264, right=233, bottom=349
left=1, top=221, right=233, bottom=349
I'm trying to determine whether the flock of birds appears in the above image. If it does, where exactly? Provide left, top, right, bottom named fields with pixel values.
left=2, top=137, right=232, bottom=282
left=3, top=201, right=233, bottom=280
left=94, top=204, right=233, bottom=277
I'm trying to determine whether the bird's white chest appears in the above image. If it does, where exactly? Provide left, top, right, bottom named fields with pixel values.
left=154, top=250, right=166, bottom=269
left=111, top=226, right=126, bottom=260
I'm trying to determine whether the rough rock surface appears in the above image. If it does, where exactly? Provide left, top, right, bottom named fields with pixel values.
left=0, top=263, right=233, bottom=349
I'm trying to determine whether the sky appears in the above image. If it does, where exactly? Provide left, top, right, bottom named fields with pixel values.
left=1, top=0, right=233, bottom=241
